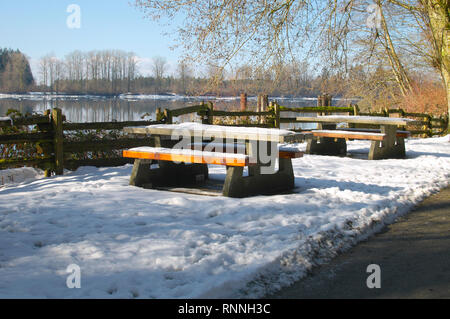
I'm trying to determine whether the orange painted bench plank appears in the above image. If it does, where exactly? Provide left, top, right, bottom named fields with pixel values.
left=311, top=130, right=386, bottom=141
left=339, top=128, right=411, bottom=138
left=123, top=149, right=250, bottom=167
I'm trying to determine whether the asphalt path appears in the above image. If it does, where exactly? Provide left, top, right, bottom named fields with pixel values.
left=266, top=187, right=450, bottom=299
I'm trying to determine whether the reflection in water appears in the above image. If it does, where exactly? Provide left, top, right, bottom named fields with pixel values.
left=0, top=98, right=192, bottom=123
left=0, top=96, right=327, bottom=130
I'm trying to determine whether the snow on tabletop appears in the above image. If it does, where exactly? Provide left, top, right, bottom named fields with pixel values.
left=0, top=136, right=448, bottom=298
left=145, top=122, right=297, bottom=136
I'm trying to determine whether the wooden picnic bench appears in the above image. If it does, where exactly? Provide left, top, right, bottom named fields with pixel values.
left=295, top=115, right=414, bottom=160
left=123, top=123, right=305, bottom=198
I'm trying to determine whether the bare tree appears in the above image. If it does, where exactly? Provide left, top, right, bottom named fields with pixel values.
left=135, top=0, right=450, bottom=129
left=177, top=60, right=192, bottom=94
left=127, top=52, right=138, bottom=92
left=39, top=56, right=49, bottom=87
left=152, top=56, right=167, bottom=93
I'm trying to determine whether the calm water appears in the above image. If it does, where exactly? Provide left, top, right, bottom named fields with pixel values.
left=0, top=94, right=344, bottom=130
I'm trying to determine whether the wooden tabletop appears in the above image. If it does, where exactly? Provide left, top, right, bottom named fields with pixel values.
left=295, top=115, right=415, bottom=126
left=124, top=122, right=305, bottom=143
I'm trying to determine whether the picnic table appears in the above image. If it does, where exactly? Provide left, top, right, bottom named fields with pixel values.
left=123, top=123, right=305, bottom=198
left=295, top=115, right=415, bottom=160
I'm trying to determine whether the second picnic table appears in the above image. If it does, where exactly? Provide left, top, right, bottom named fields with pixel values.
left=123, top=123, right=305, bottom=198
left=295, top=115, right=415, bottom=160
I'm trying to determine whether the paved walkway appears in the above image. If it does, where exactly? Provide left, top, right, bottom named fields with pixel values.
left=266, top=187, right=450, bottom=299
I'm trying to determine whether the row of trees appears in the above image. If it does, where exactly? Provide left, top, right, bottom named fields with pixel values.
left=37, top=50, right=139, bottom=95
left=34, top=49, right=338, bottom=97
left=0, top=47, right=330, bottom=97
left=0, top=49, right=34, bottom=93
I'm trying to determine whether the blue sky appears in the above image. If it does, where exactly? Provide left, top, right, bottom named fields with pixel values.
left=0, top=0, right=182, bottom=76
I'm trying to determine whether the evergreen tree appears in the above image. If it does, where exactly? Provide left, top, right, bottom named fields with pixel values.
left=0, top=48, right=34, bottom=93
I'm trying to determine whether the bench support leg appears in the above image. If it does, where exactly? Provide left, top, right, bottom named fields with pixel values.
left=306, top=136, right=347, bottom=156
left=306, top=123, right=347, bottom=156
left=129, top=135, right=210, bottom=188
left=130, top=159, right=209, bottom=188
left=369, top=126, right=406, bottom=160
left=130, top=159, right=154, bottom=187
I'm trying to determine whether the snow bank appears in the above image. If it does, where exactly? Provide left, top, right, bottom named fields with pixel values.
left=0, top=136, right=448, bottom=298
left=0, top=167, right=44, bottom=187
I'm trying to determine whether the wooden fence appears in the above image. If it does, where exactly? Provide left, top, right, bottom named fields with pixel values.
left=159, top=98, right=448, bottom=137
left=0, top=96, right=448, bottom=175
left=0, top=109, right=163, bottom=176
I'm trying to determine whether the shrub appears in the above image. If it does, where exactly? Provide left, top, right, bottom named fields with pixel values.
left=398, top=81, right=447, bottom=116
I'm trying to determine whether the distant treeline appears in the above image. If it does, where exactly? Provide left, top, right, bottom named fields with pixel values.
left=0, top=49, right=34, bottom=93
left=34, top=49, right=331, bottom=97
left=0, top=48, right=337, bottom=97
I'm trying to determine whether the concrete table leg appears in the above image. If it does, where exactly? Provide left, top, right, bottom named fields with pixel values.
left=222, top=159, right=295, bottom=198
left=222, top=140, right=295, bottom=198
left=129, top=159, right=154, bottom=187
left=369, top=125, right=406, bottom=160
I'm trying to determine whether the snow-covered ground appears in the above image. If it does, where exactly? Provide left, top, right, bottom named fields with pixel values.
left=0, top=136, right=448, bottom=298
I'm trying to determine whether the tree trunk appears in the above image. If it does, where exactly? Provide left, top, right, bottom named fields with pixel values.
left=379, top=3, right=412, bottom=96
left=442, top=68, right=450, bottom=132
left=424, top=0, right=450, bottom=132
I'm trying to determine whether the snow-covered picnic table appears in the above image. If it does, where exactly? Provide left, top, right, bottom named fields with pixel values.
left=295, top=115, right=416, bottom=159
left=123, top=123, right=306, bottom=197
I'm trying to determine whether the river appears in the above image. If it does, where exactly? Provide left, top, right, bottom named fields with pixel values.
left=0, top=93, right=346, bottom=130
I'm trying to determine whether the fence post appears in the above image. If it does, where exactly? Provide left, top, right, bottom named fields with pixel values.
left=201, top=102, right=214, bottom=125
left=51, top=108, right=64, bottom=176
left=207, top=102, right=214, bottom=125
left=318, top=94, right=332, bottom=115
left=164, top=109, right=173, bottom=124
left=156, top=108, right=163, bottom=121
left=272, top=101, right=280, bottom=129
left=261, top=94, right=269, bottom=124
left=257, top=94, right=262, bottom=113
left=240, top=93, right=248, bottom=111
left=44, top=109, right=52, bottom=177
left=257, top=94, right=269, bottom=110
left=425, top=114, right=432, bottom=137
left=325, top=94, right=332, bottom=107
left=444, top=114, right=449, bottom=134
left=353, top=104, right=359, bottom=116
